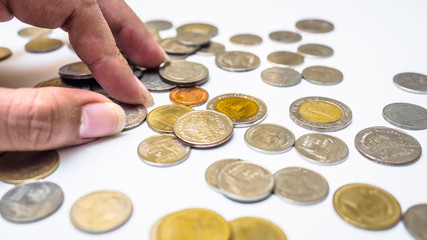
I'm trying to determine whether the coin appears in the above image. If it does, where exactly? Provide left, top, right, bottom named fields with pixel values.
left=230, top=34, right=262, bottom=46
left=289, top=96, right=352, bottom=131
left=177, top=23, right=218, bottom=37
left=197, top=41, right=225, bottom=56
left=112, top=100, right=147, bottom=131
left=207, top=93, right=267, bottom=127
left=261, top=67, right=302, bottom=87
left=0, top=181, right=63, bottom=223
left=18, top=27, right=52, bottom=38
left=267, top=51, right=304, bottom=67
left=0, top=150, right=60, bottom=184
left=269, top=30, right=302, bottom=43
left=298, top=43, right=334, bottom=58
left=333, top=183, right=401, bottom=230
left=229, top=217, right=287, bottom=240
left=176, top=31, right=211, bottom=46
left=382, top=102, right=427, bottom=130
left=354, top=126, right=422, bottom=166
left=295, top=133, right=348, bottom=165
left=70, top=190, right=132, bottom=233
left=274, top=167, right=329, bottom=205
left=244, top=123, right=295, bottom=154
left=159, top=37, right=200, bottom=55
left=169, top=86, right=209, bottom=107
left=296, top=19, right=334, bottom=33
left=140, top=68, right=176, bottom=92
left=205, top=159, right=242, bottom=191
left=173, top=110, right=234, bottom=148
left=0, top=47, right=12, bottom=61
left=302, top=65, right=343, bottom=85
left=147, top=104, right=194, bottom=133
left=25, top=38, right=63, bottom=53
left=138, top=134, right=191, bottom=167
left=403, top=204, right=427, bottom=240
left=217, top=161, right=274, bottom=202
left=145, top=20, right=173, bottom=31
left=159, top=60, right=209, bottom=86
left=58, top=61, right=93, bottom=80
left=215, top=51, right=260, bottom=72
left=393, top=72, right=427, bottom=94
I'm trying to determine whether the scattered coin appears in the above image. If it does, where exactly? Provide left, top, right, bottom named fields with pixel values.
left=197, top=41, right=225, bottom=56
left=229, top=217, right=287, bottom=240
left=205, top=158, right=242, bottom=191
left=70, top=190, right=133, bottom=233
left=403, top=204, right=427, bottom=240
left=261, top=67, right=302, bottom=87
left=267, top=51, right=304, bottom=67
left=147, top=104, right=194, bottom=133
left=296, top=19, right=334, bottom=33
left=169, top=86, right=209, bottom=107
left=230, top=34, right=262, bottom=46
left=176, top=31, right=211, bottom=46
left=302, top=65, right=343, bottom=85
left=393, top=72, right=427, bottom=94
left=354, top=126, right=422, bottom=166
left=25, top=38, right=63, bottom=53
left=383, top=102, right=427, bottom=130
left=333, top=183, right=401, bottom=230
left=112, top=100, right=147, bottom=131
left=269, top=30, right=302, bottom=43
left=159, top=60, right=209, bottom=86
left=177, top=23, right=218, bottom=37
left=0, top=181, right=63, bottom=223
left=244, top=123, right=295, bottom=154
left=140, top=68, right=176, bottom=92
left=298, top=43, right=334, bottom=58
left=0, top=47, right=12, bottom=61
left=58, top=61, right=93, bottom=80
left=215, top=51, right=260, bottom=72
left=18, top=27, right=52, bottom=38
left=145, top=20, right=173, bottom=31
left=159, top=37, right=200, bottom=55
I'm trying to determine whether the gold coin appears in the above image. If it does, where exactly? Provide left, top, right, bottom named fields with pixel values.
left=25, top=38, right=63, bottom=53
left=34, top=77, right=74, bottom=88
left=333, top=183, right=401, bottom=230
left=229, top=217, right=287, bottom=240
left=0, top=47, right=12, bottom=61
left=299, top=101, right=343, bottom=123
left=18, top=27, right=52, bottom=38
left=147, top=104, right=194, bottom=133
left=70, top=190, right=133, bottom=233
left=169, top=86, right=209, bottom=107
left=0, top=150, right=59, bottom=184
left=267, top=51, right=304, bottom=66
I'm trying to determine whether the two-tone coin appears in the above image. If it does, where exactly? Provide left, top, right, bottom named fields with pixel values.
left=59, top=61, right=93, bottom=80
left=296, top=19, right=334, bottom=33
left=25, top=38, right=63, bottom=53
left=267, top=51, right=304, bottom=67
left=302, top=66, right=343, bottom=85
left=205, top=159, right=242, bottom=191
left=393, top=72, right=427, bottom=94
left=177, top=23, right=218, bottom=38
left=197, top=41, right=225, bottom=56
left=261, top=67, right=302, bottom=87
left=215, top=51, right=260, bottom=72
left=230, top=34, right=262, bottom=46
left=159, top=60, right=209, bottom=86
left=403, top=204, right=427, bottom=240
left=0, top=47, right=12, bottom=61
left=382, top=102, right=427, bottom=130
left=298, top=43, right=334, bottom=58
left=229, top=217, right=287, bottom=240
left=147, top=104, right=194, bottom=133
left=269, top=31, right=302, bottom=43
left=244, top=123, right=295, bottom=154
left=169, top=86, right=209, bottom=107
left=140, top=68, right=176, bottom=92
left=34, top=77, right=78, bottom=88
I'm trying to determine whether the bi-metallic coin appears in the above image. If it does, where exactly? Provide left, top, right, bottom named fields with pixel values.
left=59, top=61, right=93, bottom=80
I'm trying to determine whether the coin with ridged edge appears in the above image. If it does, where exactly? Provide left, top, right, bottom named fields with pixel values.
left=261, top=67, right=302, bottom=87
left=215, top=51, right=260, bottom=72
left=403, top=204, right=427, bottom=240
left=147, top=104, right=194, bottom=133
left=205, top=158, right=242, bottom=191
left=244, top=123, right=295, bottom=154
left=267, top=51, right=304, bottom=67
left=159, top=60, right=209, bottom=86
left=382, top=102, right=427, bottom=130
left=25, top=38, right=63, bottom=53
left=229, top=217, right=287, bottom=240
left=296, top=19, right=334, bottom=33
left=393, top=72, right=427, bottom=94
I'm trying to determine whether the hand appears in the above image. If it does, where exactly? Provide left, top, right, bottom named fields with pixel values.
left=0, top=0, right=165, bottom=151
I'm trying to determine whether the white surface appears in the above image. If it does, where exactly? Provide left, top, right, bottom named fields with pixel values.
left=0, top=0, right=426, bottom=239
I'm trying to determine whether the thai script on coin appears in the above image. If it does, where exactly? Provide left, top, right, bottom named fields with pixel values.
left=403, top=204, right=427, bottom=240
left=205, top=159, right=242, bottom=191
left=269, top=30, right=302, bottom=43
left=215, top=51, right=260, bottom=72
left=229, top=217, right=287, bottom=240
left=382, top=102, right=427, bottom=130
left=297, top=43, right=334, bottom=58
left=169, top=86, right=209, bottom=107
left=267, top=51, right=304, bottom=66
left=296, top=19, right=334, bottom=33
left=244, top=123, right=295, bottom=154
left=25, top=38, right=63, bottom=53
left=393, top=72, right=427, bottom=94
left=261, top=67, right=302, bottom=87
left=230, top=33, right=263, bottom=46
left=302, top=65, right=343, bottom=85
left=159, top=60, right=209, bottom=86
left=147, top=104, right=194, bottom=133
left=140, top=68, right=176, bottom=92
left=0, top=47, right=12, bottom=61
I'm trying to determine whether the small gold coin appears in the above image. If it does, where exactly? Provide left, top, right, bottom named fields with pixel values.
left=229, top=217, right=287, bottom=240
left=299, top=101, right=343, bottom=123
left=0, top=47, right=12, bottom=61
left=267, top=51, right=304, bottom=66
left=147, top=104, right=194, bottom=133
left=18, top=27, right=52, bottom=38
left=177, top=23, right=218, bottom=37
left=169, top=86, right=209, bottom=107
left=333, top=183, right=401, bottom=230
left=25, top=38, right=63, bottom=53
left=70, top=190, right=133, bottom=233
left=230, top=34, right=263, bottom=46
left=296, top=19, right=334, bottom=33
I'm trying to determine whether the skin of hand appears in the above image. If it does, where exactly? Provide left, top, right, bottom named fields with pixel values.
left=0, top=0, right=166, bottom=151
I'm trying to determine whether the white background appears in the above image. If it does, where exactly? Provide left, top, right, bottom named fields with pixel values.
left=0, top=0, right=426, bottom=239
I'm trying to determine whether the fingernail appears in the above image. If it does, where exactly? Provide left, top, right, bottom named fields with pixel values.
left=135, top=75, right=154, bottom=107
left=79, top=102, right=126, bottom=138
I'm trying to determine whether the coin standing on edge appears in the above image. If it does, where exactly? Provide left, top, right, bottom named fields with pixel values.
left=267, top=51, right=304, bottom=67
left=403, top=204, right=427, bottom=240
left=147, top=104, right=194, bottom=133
left=269, top=30, right=302, bottom=43
left=205, top=159, right=242, bottom=191
left=229, top=217, right=287, bottom=240
left=297, top=43, right=334, bottom=58
left=25, top=38, right=63, bottom=53
left=230, top=34, right=263, bottom=46
left=302, top=66, right=343, bottom=85
left=296, top=19, right=334, bottom=33
left=393, top=72, right=427, bottom=94
left=215, top=51, right=260, bottom=72
left=261, top=67, right=302, bottom=87
left=169, top=86, right=209, bottom=107
left=159, top=60, right=209, bottom=86
left=244, top=123, right=295, bottom=154
left=382, top=102, right=427, bottom=130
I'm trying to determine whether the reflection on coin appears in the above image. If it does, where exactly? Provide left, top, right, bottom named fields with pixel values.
left=296, top=19, right=334, bottom=33
left=230, top=34, right=262, bottom=46
left=138, top=134, right=191, bottom=167
left=176, top=31, right=210, bottom=46
left=34, top=77, right=78, bottom=88
left=205, top=159, right=242, bottom=191
left=169, top=86, right=209, bottom=107
left=0, top=181, right=63, bottom=223
left=177, top=23, right=218, bottom=37
left=295, top=133, right=348, bottom=165
left=25, top=38, right=63, bottom=53
left=18, top=27, right=52, bottom=38
left=302, top=66, right=343, bottom=85
left=215, top=51, right=260, bottom=72
left=298, top=43, right=334, bottom=58
left=289, top=96, right=352, bottom=131
left=145, top=20, right=173, bottom=31
left=159, top=38, right=199, bottom=55
left=267, top=51, right=304, bottom=67
left=147, top=104, right=194, bottom=133
left=70, top=190, right=132, bottom=233
left=403, top=204, right=427, bottom=240
left=59, top=61, right=93, bottom=80
left=0, top=47, right=12, bottom=61
left=0, top=150, right=60, bottom=184
left=333, top=183, right=401, bottom=230
left=354, top=126, right=422, bottom=166
left=383, top=102, right=427, bottom=130
left=229, top=217, right=287, bottom=240
left=197, top=41, right=225, bottom=56
left=159, top=60, right=209, bottom=86
left=244, top=123, right=295, bottom=154
left=269, top=30, right=302, bottom=43
left=140, top=68, right=176, bottom=92
left=112, top=100, right=147, bottom=131
left=261, top=67, right=302, bottom=87
left=393, top=72, right=427, bottom=94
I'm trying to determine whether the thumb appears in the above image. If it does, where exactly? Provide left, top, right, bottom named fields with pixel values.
left=0, top=87, right=126, bottom=151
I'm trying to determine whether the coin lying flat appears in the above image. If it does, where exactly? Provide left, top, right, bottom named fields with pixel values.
left=261, top=67, right=302, bottom=87
left=244, top=123, right=295, bottom=154
left=18, top=27, right=52, bottom=38
left=267, top=51, right=304, bottom=67
left=176, top=31, right=211, bottom=46
left=70, top=190, right=132, bottom=233
left=302, top=66, right=343, bottom=85
left=140, top=68, right=176, bottom=92
left=393, top=72, right=427, bottom=94
left=159, top=37, right=200, bottom=55
left=147, top=104, right=194, bottom=133
left=298, top=43, right=334, bottom=58
left=112, top=100, right=147, bottom=131
left=0, top=47, right=12, bottom=61
left=25, top=38, right=63, bottom=53
left=333, top=183, right=401, bottom=230
left=269, top=30, right=302, bottom=43
left=296, top=19, right=334, bottom=33
left=403, top=204, right=427, bottom=240
left=145, top=20, right=173, bottom=31
left=59, top=61, right=93, bottom=80
left=159, top=60, right=209, bottom=86
left=34, top=77, right=78, bottom=88
left=229, top=217, right=287, bottom=240
left=197, top=41, right=225, bottom=56
left=177, top=23, right=218, bottom=37
left=205, top=159, right=242, bottom=191
left=230, top=34, right=262, bottom=46
left=354, top=126, right=422, bottom=166
left=169, top=86, right=209, bottom=107
left=215, top=51, right=260, bottom=72
left=383, top=102, right=427, bottom=130
left=0, top=181, right=63, bottom=223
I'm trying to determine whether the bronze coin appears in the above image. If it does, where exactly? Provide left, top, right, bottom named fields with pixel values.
left=169, top=86, right=209, bottom=107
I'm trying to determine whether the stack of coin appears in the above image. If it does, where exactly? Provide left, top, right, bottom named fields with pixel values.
left=58, top=61, right=94, bottom=89
left=146, top=104, right=194, bottom=133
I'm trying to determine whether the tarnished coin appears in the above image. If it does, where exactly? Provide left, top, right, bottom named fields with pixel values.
left=229, top=217, right=287, bottom=240
left=207, top=93, right=267, bottom=127
left=18, top=27, right=52, bottom=38
left=197, top=41, right=225, bottom=56
left=205, top=159, right=242, bottom=191
left=267, top=51, right=304, bottom=67
left=159, top=37, right=200, bottom=55
left=145, top=20, right=173, bottom=31
left=176, top=31, right=210, bottom=46
left=218, top=161, right=274, bottom=202
left=354, top=126, right=422, bottom=166
left=302, top=66, right=343, bottom=85
left=403, top=204, right=427, bottom=240
left=215, top=51, right=260, bottom=72
left=244, top=123, right=295, bottom=154
left=159, top=60, right=209, bottom=86
left=230, top=34, right=262, bottom=46
left=138, top=134, right=191, bottom=167
left=298, top=43, right=334, bottom=58
left=58, top=61, right=93, bottom=80
left=289, top=96, right=352, bottom=131
left=269, top=30, right=302, bottom=43
left=70, top=190, right=132, bottom=233
left=177, top=23, right=218, bottom=37
left=147, top=104, right=194, bottom=133
left=393, top=72, right=427, bottom=94
left=296, top=19, right=334, bottom=33
left=173, top=110, right=234, bottom=148
left=383, top=102, right=427, bottom=130
left=112, top=100, right=147, bottom=131
left=274, top=167, right=329, bottom=205
left=169, top=86, right=209, bottom=107
left=34, top=77, right=78, bottom=88
left=0, top=47, right=12, bottom=61
left=295, top=133, right=348, bottom=165
left=261, top=67, right=302, bottom=87
left=0, top=181, right=63, bottom=223
left=140, top=68, right=176, bottom=92
left=0, top=150, right=60, bottom=184
left=25, top=38, right=63, bottom=53
left=333, top=183, right=401, bottom=230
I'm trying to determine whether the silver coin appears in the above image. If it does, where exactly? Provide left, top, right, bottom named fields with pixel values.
left=229, top=34, right=262, bottom=46
left=393, top=72, right=427, bottom=94
left=383, top=102, right=427, bottom=130
left=197, top=41, right=226, bottom=56
left=403, top=204, right=427, bottom=240
left=140, top=68, right=176, bottom=92
left=267, top=51, right=304, bottom=67
left=355, top=126, right=422, bottom=166
left=176, top=31, right=211, bottom=46
left=58, top=61, right=93, bottom=80
left=269, top=31, right=302, bottom=43
left=261, top=67, right=302, bottom=87
left=215, top=51, right=260, bottom=72
left=159, top=37, right=199, bottom=55
left=176, top=23, right=218, bottom=38
left=298, top=43, right=334, bottom=58
left=244, top=123, right=295, bottom=154
left=302, top=65, right=343, bottom=85
left=296, top=19, right=334, bottom=33
left=205, top=158, right=242, bottom=191
left=112, top=100, right=147, bottom=131
left=145, top=20, right=173, bottom=31
left=295, top=133, right=348, bottom=165
left=274, top=167, right=329, bottom=205
left=0, top=181, right=64, bottom=223
left=159, top=60, right=209, bottom=86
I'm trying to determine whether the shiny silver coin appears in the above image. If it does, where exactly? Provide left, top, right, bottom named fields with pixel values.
left=296, top=19, right=334, bottom=33
left=355, top=126, right=422, bottom=166
left=0, top=181, right=64, bottom=223
left=58, top=61, right=93, bottom=80
left=267, top=51, right=304, bottom=67
left=269, top=31, right=302, bottom=43
left=404, top=204, right=427, bottom=240
left=297, top=43, right=334, bottom=58
left=159, top=37, right=199, bottom=55
left=205, top=158, right=242, bottom=191
left=176, top=31, right=211, bottom=46
left=244, top=123, right=295, bottom=154
left=140, top=68, right=176, bottom=92
left=197, top=41, right=226, bottom=56
left=145, top=20, right=173, bottom=31
left=159, top=60, right=209, bottom=86
left=383, top=102, right=427, bottom=130
left=302, top=65, right=343, bottom=85
left=229, top=34, right=262, bottom=46
left=393, top=72, right=427, bottom=94
left=112, top=100, right=147, bottom=131
left=261, top=67, right=302, bottom=87
left=215, top=51, right=260, bottom=72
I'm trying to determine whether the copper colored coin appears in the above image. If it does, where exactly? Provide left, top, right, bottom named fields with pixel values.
left=169, top=87, right=209, bottom=107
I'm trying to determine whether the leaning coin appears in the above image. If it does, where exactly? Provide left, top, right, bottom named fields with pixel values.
left=18, top=27, right=52, bottom=38
left=215, top=51, right=260, bottom=72
left=403, top=204, right=427, bottom=240
left=267, top=51, right=304, bottom=67
left=159, top=37, right=200, bottom=55
left=230, top=33, right=262, bottom=46
left=244, top=123, right=295, bottom=154
left=159, top=60, right=209, bottom=86
left=176, top=23, right=218, bottom=37
left=112, top=100, right=147, bottom=131
left=176, top=31, right=211, bottom=46
left=0, top=181, right=63, bottom=223
left=261, top=67, right=302, bottom=87
left=296, top=19, right=334, bottom=33
left=147, top=104, right=194, bottom=133
left=145, top=19, right=173, bottom=31
left=59, top=61, right=93, bottom=80
left=25, top=38, right=63, bottom=53
left=302, top=65, right=343, bottom=85
left=383, top=102, right=427, bottom=130
left=298, top=43, right=334, bottom=58
left=393, top=72, right=427, bottom=94
left=70, top=190, right=132, bottom=233
left=197, top=41, right=225, bottom=56
left=354, top=126, right=422, bottom=166
left=269, top=30, right=302, bottom=43
left=169, top=86, right=209, bottom=107
left=0, top=47, right=12, bottom=61
left=229, top=217, right=287, bottom=240
left=140, top=68, right=176, bottom=92
left=205, top=158, right=242, bottom=191
left=333, top=183, right=401, bottom=230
